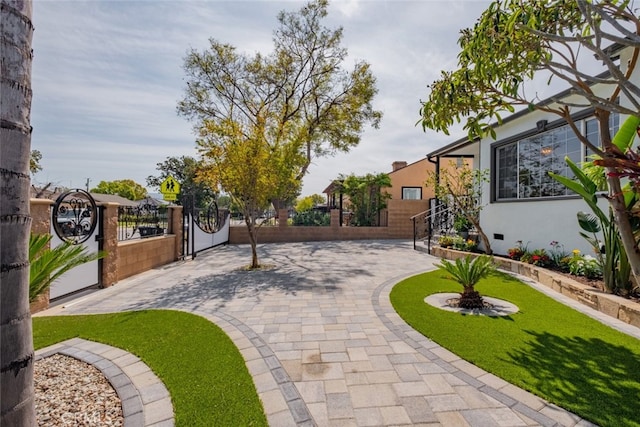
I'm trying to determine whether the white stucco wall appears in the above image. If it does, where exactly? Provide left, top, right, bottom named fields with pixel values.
left=476, top=87, right=616, bottom=257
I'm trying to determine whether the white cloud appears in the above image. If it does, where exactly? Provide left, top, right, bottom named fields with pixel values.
left=30, top=0, right=492, bottom=195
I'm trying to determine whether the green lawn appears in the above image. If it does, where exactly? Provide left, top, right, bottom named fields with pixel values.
left=390, top=270, right=640, bottom=427
left=33, top=310, right=267, bottom=426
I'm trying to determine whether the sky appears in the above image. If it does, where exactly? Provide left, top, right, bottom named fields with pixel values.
left=31, top=0, right=498, bottom=197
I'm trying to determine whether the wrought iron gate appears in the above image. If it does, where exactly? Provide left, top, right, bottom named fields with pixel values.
left=49, top=189, right=102, bottom=299
left=183, top=198, right=230, bottom=259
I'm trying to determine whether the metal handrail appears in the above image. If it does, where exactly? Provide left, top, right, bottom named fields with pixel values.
left=411, top=201, right=456, bottom=252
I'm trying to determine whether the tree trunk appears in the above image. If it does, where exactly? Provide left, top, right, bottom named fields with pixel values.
left=469, top=216, right=493, bottom=255
left=458, top=286, right=484, bottom=309
left=606, top=172, right=640, bottom=282
left=244, top=216, right=260, bottom=269
left=0, top=0, right=36, bottom=425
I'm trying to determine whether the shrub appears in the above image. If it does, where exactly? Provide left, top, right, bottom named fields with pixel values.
left=568, top=250, right=602, bottom=279
left=507, top=240, right=528, bottom=260
left=437, top=255, right=495, bottom=309
left=438, top=235, right=455, bottom=248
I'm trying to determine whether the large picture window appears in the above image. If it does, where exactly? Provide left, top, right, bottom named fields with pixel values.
left=494, top=114, right=618, bottom=201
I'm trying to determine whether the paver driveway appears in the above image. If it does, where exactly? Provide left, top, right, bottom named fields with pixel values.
left=42, top=240, right=593, bottom=426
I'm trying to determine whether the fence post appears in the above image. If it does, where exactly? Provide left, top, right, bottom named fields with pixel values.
left=278, top=209, right=289, bottom=227
left=101, top=202, right=119, bottom=287
left=330, top=209, right=340, bottom=227
left=169, top=205, right=183, bottom=260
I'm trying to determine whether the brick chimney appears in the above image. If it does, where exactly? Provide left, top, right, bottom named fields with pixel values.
left=392, top=161, right=407, bottom=172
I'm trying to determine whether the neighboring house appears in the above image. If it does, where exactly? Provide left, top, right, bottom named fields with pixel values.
left=427, top=48, right=638, bottom=256
left=385, top=159, right=435, bottom=202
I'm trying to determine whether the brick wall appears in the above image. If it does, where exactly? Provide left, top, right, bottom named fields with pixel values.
left=230, top=200, right=429, bottom=244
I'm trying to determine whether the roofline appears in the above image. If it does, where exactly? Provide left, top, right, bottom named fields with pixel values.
left=387, top=157, right=430, bottom=174
left=426, top=69, right=611, bottom=158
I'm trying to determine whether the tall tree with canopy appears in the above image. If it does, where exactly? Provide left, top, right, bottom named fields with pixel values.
left=178, top=0, right=381, bottom=267
left=91, top=179, right=148, bottom=201
left=147, top=155, right=216, bottom=209
left=420, top=0, right=640, bottom=279
left=0, top=0, right=36, bottom=424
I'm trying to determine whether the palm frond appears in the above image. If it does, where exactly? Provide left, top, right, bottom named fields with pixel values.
left=29, top=234, right=105, bottom=302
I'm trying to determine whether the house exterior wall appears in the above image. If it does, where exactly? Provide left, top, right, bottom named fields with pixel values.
left=476, top=82, right=619, bottom=256
left=385, top=158, right=435, bottom=201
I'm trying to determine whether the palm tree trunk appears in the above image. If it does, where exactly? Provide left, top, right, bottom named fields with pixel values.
left=0, top=0, right=36, bottom=425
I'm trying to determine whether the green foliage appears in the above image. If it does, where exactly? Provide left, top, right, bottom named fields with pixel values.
left=426, top=162, right=492, bottom=253
left=507, top=240, right=528, bottom=260
left=451, top=236, right=478, bottom=252
left=295, top=194, right=325, bottom=213
left=178, top=0, right=381, bottom=191
left=178, top=0, right=382, bottom=267
left=29, top=234, right=105, bottom=302
left=550, top=157, right=631, bottom=294
left=292, top=210, right=330, bottom=226
left=30, top=149, right=42, bottom=175
left=438, top=235, right=455, bottom=248
left=568, top=250, right=602, bottom=280
left=437, top=254, right=495, bottom=289
left=91, top=179, right=148, bottom=201
left=453, top=215, right=471, bottom=232
left=390, top=271, right=640, bottom=427
left=335, top=172, right=391, bottom=226
left=420, top=1, right=639, bottom=146
left=147, top=156, right=216, bottom=209
left=33, top=310, right=268, bottom=426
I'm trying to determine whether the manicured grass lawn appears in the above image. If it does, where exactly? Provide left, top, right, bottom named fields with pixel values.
left=390, top=270, right=640, bottom=427
left=33, top=310, right=268, bottom=426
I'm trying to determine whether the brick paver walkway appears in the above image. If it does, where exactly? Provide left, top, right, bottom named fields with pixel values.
left=38, top=240, right=602, bottom=426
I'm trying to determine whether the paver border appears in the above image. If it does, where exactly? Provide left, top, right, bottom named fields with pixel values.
left=198, top=310, right=316, bottom=427
left=35, top=338, right=174, bottom=427
left=373, top=269, right=596, bottom=427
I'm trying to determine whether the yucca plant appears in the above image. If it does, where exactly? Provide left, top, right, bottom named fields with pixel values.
left=437, top=255, right=495, bottom=309
left=29, top=233, right=105, bottom=302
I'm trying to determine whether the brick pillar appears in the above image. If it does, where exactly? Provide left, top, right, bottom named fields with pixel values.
left=100, top=202, right=119, bottom=288
left=29, top=199, right=54, bottom=313
left=330, top=209, right=340, bottom=228
left=278, top=209, right=289, bottom=227
left=169, top=205, right=183, bottom=260
left=30, top=198, right=53, bottom=235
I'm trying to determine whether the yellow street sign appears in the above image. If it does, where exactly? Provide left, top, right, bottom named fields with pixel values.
left=163, top=193, right=177, bottom=201
left=160, top=176, right=181, bottom=195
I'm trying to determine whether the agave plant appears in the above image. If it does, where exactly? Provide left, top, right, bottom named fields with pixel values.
left=29, top=233, right=105, bottom=302
left=437, top=255, right=495, bottom=309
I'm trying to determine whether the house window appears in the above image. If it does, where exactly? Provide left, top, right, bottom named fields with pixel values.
left=494, top=114, right=619, bottom=201
left=402, top=187, right=422, bottom=200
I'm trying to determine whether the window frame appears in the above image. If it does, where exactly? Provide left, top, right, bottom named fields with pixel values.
left=490, top=109, right=617, bottom=203
left=401, top=186, right=422, bottom=200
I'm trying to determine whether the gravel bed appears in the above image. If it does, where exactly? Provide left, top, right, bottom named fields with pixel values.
left=35, top=354, right=124, bottom=426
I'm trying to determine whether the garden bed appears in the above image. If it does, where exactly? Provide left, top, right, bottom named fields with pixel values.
left=430, top=246, right=640, bottom=328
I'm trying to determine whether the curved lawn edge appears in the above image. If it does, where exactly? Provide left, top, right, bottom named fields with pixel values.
left=33, top=309, right=268, bottom=427
left=390, top=270, right=640, bottom=427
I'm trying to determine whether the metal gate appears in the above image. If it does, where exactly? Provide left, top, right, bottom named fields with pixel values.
left=183, top=199, right=230, bottom=259
left=49, top=189, right=101, bottom=299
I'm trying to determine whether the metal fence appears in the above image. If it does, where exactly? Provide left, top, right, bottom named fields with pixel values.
left=118, top=203, right=169, bottom=241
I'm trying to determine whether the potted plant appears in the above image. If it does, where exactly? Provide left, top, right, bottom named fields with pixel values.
left=453, top=215, right=471, bottom=239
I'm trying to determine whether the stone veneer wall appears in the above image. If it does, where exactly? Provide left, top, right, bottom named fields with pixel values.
left=431, top=246, right=640, bottom=328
